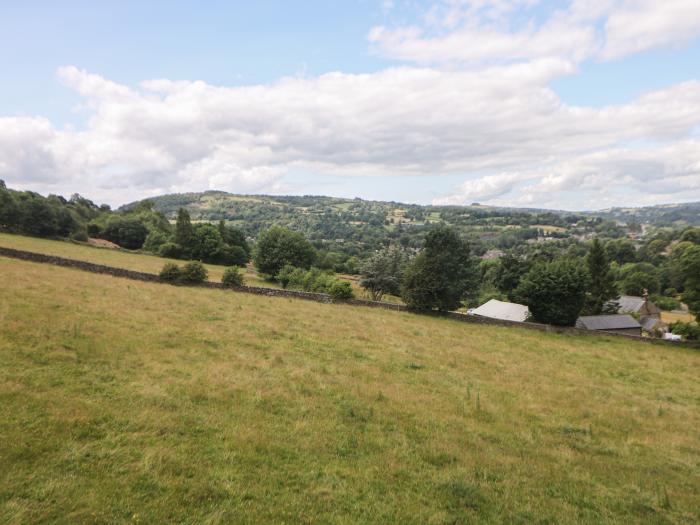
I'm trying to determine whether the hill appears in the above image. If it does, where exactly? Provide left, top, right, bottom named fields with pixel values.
left=120, top=191, right=700, bottom=267
left=1, top=245, right=700, bottom=523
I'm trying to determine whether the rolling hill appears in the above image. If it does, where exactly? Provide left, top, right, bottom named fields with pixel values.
left=1, top=237, right=699, bottom=523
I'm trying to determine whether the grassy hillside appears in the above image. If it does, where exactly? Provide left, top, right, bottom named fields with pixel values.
left=1, top=253, right=699, bottom=523
left=0, top=232, right=273, bottom=288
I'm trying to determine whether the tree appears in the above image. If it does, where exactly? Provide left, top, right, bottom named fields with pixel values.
left=516, top=259, right=589, bottom=326
left=18, top=196, right=58, bottom=237
left=584, top=238, right=619, bottom=315
left=0, top=185, right=19, bottom=230
left=101, top=218, right=149, bottom=249
left=621, top=272, right=657, bottom=296
left=253, top=226, right=316, bottom=277
left=175, top=208, right=194, bottom=252
left=494, top=253, right=531, bottom=301
left=359, top=246, right=409, bottom=301
left=605, top=239, right=637, bottom=265
left=401, top=225, right=474, bottom=311
left=190, top=223, right=225, bottom=262
left=680, top=245, right=700, bottom=321
left=218, top=220, right=250, bottom=257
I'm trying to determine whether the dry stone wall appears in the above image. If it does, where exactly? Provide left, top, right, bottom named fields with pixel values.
left=1, top=246, right=697, bottom=349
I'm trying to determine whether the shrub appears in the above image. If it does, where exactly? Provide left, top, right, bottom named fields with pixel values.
left=329, top=280, right=355, bottom=300
left=650, top=294, right=680, bottom=311
left=159, top=242, right=183, bottom=259
left=276, top=264, right=297, bottom=288
left=159, top=263, right=182, bottom=283
left=181, top=261, right=208, bottom=284
left=143, top=230, right=169, bottom=253
left=222, top=267, right=244, bottom=288
left=101, top=217, right=149, bottom=249
left=70, top=230, right=89, bottom=242
left=669, top=321, right=700, bottom=341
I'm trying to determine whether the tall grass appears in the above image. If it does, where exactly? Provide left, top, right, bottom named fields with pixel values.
left=1, top=255, right=699, bottom=523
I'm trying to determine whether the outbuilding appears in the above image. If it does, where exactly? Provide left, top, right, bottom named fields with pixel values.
left=469, top=299, right=530, bottom=323
left=576, top=314, right=642, bottom=336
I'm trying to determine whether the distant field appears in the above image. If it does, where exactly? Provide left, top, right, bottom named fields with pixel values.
left=1, top=255, right=699, bottom=523
left=662, top=311, right=696, bottom=324
left=532, top=224, right=567, bottom=233
left=0, top=232, right=273, bottom=288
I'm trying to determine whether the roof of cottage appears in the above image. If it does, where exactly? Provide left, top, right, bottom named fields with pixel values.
left=470, top=299, right=530, bottom=322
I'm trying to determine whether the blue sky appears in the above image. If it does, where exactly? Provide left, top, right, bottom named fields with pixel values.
left=2, top=0, right=700, bottom=209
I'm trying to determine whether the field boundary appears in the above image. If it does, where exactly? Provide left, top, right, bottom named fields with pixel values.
left=1, top=245, right=698, bottom=349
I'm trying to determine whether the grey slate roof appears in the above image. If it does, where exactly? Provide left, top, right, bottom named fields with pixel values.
left=470, top=299, right=530, bottom=322
left=615, top=295, right=645, bottom=313
left=641, top=316, right=664, bottom=332
left=576, top=314, right=641, bottom=331
left=614, top=295, right=661, bottom=316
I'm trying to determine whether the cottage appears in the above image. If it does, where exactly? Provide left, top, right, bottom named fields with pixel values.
left=576, top=314, right=642, bottom=336
left=469, top=299, right=530, bottom=323
left=614, top=292, right=665, bottom=334
left=614, top=293, right=661, bottom=319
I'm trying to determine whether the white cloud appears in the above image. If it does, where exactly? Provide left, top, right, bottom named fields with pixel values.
left=1, top=58, right=700, bottom=208
left=369, top=0, right=700, bottom=65
left=436, top=141, right=700, bottom=209
left=602, top=0, right=700, bottom=59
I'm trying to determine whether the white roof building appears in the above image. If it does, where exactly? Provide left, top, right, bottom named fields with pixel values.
left=469, top=299, right=530, bottom=322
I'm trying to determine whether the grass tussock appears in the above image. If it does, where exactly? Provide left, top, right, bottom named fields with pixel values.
left=0, top=253, right=700, bottom=523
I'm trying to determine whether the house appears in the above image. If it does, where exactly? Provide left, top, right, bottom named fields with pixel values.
left=614, top=293, right=661, bottom=319
left=641, top=316, right=665, bottom=334
left=614, top=292, right=666, bottom=334
left=576, top=314, right=642, bottom=336
left=469, top=299, right=530, bottom=323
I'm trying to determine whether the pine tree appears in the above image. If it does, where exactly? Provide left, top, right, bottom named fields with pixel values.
left=174, top=208, right=194, bottom=253
left=584, top=237, right=619, bottom=315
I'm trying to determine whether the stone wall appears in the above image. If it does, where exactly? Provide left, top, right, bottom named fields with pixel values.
left=1, top=245, right=698, bottom=349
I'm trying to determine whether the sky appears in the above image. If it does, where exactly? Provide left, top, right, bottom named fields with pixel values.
left=1, top=0, right=700, bottom=210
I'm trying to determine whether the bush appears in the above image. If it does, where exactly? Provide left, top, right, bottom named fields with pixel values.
left=159, top=242, right=183, bottom=259
left=222, top=267, right=244, bottom=288
left=650, top=294, right=680, bottom=311
left=181, top=261, right=208, bottom=284
left=143, top=230, right=169, bottom=253
left=328, top=280, right=355, bottom=300
left=276, top=264, right=297, bottom=288
left=159, top=263, right=182, bottom=283
left=70, top=230, right=89, bottom=242
left=669, top=321, right=700, bottom=341
left=101, top=217, right=149, bottom=249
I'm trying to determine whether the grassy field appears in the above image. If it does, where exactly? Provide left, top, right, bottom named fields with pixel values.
left=661, top=310, right=696, bottom=324
left=1, top=254, right=700, bottom=524
left=0, top=232, right=273, bottom=288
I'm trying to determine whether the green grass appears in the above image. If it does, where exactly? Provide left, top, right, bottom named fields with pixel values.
left=1, top=251, right=700, bottom=523
left=0, top=232, right=275, bottom=288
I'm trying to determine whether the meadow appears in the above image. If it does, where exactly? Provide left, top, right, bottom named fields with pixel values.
left=0, top=232, right=271, bottom=287
left=1, top=249, right=699, bottom=523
